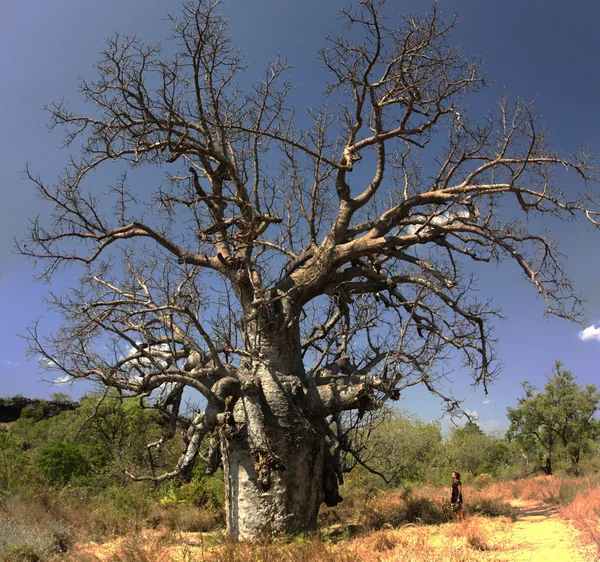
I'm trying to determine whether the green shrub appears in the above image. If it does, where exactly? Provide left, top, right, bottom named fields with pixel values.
left=35, top=441, right=91, bottom=486
left=474, top=497, right=516, bottom=518
left=106, top=485, right=151, bottom=525
left=0, top=428, right=28, bottom=492
left=183, top=475, right=225, bottom=510
left=173, top=461, right=225, bottom=510
left=5, top=545, right=41, bottom=562
left=472, top=473, right=494, bottom=490
left=20, top=401, right=49, bottom=422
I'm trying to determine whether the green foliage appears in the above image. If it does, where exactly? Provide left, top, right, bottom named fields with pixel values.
left=50, top=392, right=73, bottom=404
left=20, top=400, right=50, bottom=422
left=10, top=391, right=178, bottom=489
left=0, top=428, right=27, bottom=491
left=186, top=461, right=225, bottom=510
left=468, top=497, right=517, bottom=519
left=443, top=422, right=511, bottom=478
left=350, top=409, right=442, bottom=486
left=74, top=392, right=174, bottom=474
left=345, top=410, right=516, bottom=489
left=35, top=441, right=91, bottom=486
left=106, top=485, right=151, bottom=523
left=507, top=361, right=600, bottom=475
left=156, top=460, right=225, bottom=511
left=0, top=395, right=25, bottom=405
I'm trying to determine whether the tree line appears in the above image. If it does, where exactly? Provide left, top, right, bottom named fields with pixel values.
left=2, top=362, right=598, bottom=504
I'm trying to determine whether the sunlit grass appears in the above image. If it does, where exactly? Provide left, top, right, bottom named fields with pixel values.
left=4, top=472, right=600, bottom=560
left=560, top=485, right=600, bottom=556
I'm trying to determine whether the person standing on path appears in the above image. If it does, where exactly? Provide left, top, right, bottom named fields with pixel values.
left=451, top=471, right=463, bottom=522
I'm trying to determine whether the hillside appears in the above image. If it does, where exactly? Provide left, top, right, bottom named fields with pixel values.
left=0, top=395, right=77, bottom=423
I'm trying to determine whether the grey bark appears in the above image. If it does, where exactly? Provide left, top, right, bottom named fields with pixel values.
left=222, top=396, right=325, bottom=538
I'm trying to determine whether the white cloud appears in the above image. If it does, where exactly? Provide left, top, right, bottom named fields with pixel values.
left=38, top=356, right=58, bottom=369
left=579, top=325, right=600, bottom=342
left=406, top=209, right=473, bottom=236
left=3, top=360, right=20, bottom=366
left=53, top=375, right=72, bottom=384
left=464, top=409, right=479, bottom=420
left=125, top=343, right=170, bottom=369
left=482, top=399, right=492, bottom=405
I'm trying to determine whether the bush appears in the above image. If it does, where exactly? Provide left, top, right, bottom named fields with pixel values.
left=35, top=441, right=91, bottom=486
left=472, top=473, right=494, bottom=490
left=0, top=428, right=28, bottom=492
left=468, top=497, right=517, bottom=520
left=0, top=517, right=73, bottom=561
left=103, top=484, right=152, bottom=532
left=182, top=474, right=225, bottom=510
left=355, top=487, right=449, bottom=531
left=20, top=401, right=49, bottom=422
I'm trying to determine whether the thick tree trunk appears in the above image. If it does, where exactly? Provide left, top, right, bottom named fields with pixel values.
left=220, top=372, right=327, bottom=539
left=218, top=319, right=333, bottom=540
left=221, top=417, right=325, bottom=539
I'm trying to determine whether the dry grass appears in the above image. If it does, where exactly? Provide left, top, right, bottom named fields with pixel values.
left=4, top=473, right=599, bottom=561
left=0, top=489, right=222, bottom=561
left=478, top=472, right=600, bottom=505
left=59, top=532, right=184, bottom=562
left=45, top=484, right=516, bottom=561
left=319, top=483, right=515, bottom=535
left=59, top=517, right=512, bottom=562
left=560, top=486, right=600, bottom=556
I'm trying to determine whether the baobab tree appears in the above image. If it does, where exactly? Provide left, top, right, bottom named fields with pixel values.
left=20, top=0, right=599, bottom=539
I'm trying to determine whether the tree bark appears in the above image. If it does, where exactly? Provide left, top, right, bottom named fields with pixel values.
left=221, top=416, right=325, bottom=539
left=219, top=320, right=334, bottom=539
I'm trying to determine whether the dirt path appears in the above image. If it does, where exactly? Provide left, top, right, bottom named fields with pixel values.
left=485, top=500, right=597, bottom=562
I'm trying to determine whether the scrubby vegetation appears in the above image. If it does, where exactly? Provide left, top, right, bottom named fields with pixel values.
left=1, top=388, right=600, bottom=560
left=0, top=391, right=226, bottom=560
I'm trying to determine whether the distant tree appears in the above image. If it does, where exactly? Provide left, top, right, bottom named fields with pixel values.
left=507, top=362, right=600, bottom=475
left=350, top=409, right=442, bottom=485
left=74, top=392, right=175, bottom=475
left=50, top=392, right=73, bottom=404
left=444, top=421, right=510, bottom=477
left=10, top=392, right=176, bottom=485
left=20, top=0, right=600, bottom=538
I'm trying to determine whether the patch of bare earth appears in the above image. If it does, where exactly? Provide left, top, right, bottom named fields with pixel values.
left=481, top=500, right=596, bottom=562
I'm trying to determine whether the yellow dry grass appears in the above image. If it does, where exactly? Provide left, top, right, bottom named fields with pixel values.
left=44, top=474, right=600, bottom=561
left=60, top=517, right=513, bottom=562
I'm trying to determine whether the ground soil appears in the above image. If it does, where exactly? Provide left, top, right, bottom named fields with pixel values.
left=483, top=500, right=597, bottom=562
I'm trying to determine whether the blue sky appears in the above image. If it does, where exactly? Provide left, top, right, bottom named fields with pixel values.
left=1, top=0, right=600, bottom=431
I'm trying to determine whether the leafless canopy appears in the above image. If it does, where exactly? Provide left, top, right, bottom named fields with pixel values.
left=21, top=0, right=599, bottom=484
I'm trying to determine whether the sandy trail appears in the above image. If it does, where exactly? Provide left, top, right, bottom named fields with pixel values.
left=484, top=500, right=596, bottom=562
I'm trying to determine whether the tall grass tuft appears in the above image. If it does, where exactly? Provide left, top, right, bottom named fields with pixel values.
left=0, top=517, right=74, bottom=561
left=561, top=488, right=600, bottom=556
